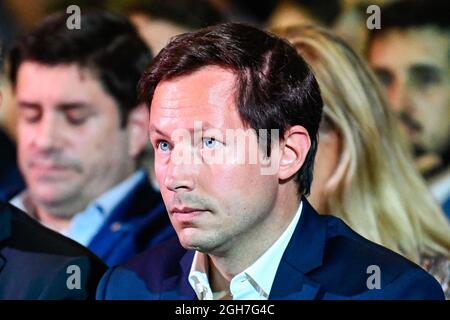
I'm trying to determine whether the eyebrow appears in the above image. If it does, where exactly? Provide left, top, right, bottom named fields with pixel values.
left=148, top=125, right=170, bottom=138
left=373, top=66, right=391, bottom=73
left=409, top=63, right=441, bottom=76
left=17, top=101, right=93, bottom=111
left=17, top=101, right=40, bottom=109
left=149, top=121, right=221, bottom=137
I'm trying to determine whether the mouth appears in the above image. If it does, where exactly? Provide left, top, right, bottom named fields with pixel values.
left=170, top=207, right=209, bottom=223
left=31, top=163, right=69, bottom=170
left=29, top=163, right=72, bottom=178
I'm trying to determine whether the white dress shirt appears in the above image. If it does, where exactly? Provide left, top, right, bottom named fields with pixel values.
left=188, top=201, right=303, bottom=300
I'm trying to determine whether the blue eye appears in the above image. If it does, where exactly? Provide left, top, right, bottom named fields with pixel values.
left=158, top=141, right=171, bottom=152
left=203, top=137, right=218, bottom=149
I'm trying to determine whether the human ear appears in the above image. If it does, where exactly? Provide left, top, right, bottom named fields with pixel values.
left=278, top=125, right=311, bottom=181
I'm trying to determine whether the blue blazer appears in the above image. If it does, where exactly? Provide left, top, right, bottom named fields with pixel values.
left=0, top=201, right=106, bottom=299
left=87, top=174, right=175, bottom=267
left=96, top=199, right=444, bottom=300
left=0, top=129, right=24, bottom=201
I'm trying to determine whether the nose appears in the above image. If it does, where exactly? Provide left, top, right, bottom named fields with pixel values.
left=388, top=79, right=414, bottom=115
left=32, top=114, right=63, bottom=151
left=163, top=146, right=196, bottom=193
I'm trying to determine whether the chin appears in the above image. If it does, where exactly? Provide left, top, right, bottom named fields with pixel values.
left=177, top=233, right=198, bottom=250
left=177, top=230, right=210, bottom=252
left=32, top=188, right=75, bottom=207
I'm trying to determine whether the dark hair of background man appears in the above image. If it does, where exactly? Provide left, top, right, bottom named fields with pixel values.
left=8, top=9, right=152, bottom=127
left=47, top=0, right=224, bottom=31
left=368, top=0, right=450, bottom=45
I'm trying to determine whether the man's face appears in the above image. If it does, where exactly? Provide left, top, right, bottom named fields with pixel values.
left=16, top=62, right=135, bottom=215
left=149, top=66, right=280, bottom=255
left=369, top=27, right=450, bottom=156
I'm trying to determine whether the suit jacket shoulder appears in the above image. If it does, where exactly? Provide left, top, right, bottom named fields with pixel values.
left=0, top=201, right=107, bottom=299
left=269, top=200, right=444, bottom=300
left=0, top=129, right=24, bottom=201
left=97, top=236, right=190, bottom=300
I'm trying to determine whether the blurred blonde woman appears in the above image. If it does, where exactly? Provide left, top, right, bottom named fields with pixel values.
left=274, top=25, right=450, bottom=297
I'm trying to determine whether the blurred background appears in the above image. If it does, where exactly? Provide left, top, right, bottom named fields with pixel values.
left=0, top=0, right=395, bottom=140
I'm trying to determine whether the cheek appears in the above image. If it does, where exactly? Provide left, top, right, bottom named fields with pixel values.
left=17, top=140, right=28, bottom=170
left=82, top=124, right=125, bottom=154
left=411, top=86, right=449, bottom=110
left=205, top=164, right=248, bottom=188
left=17, top=128, right=34, bottom=162
left=204, top=163, right=274, bottom=205
left=72, top=135, right=101, bottom=160
left=17, top=125, right=33, bottom=146
left=154, top=161, right=167, bottom=187
left=416, top=95, right=450, bottom=126
left=428, top=92, right=450, bottom=114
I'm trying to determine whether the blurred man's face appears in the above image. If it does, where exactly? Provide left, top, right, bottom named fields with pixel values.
left=149, top=66, right=280, bottom=255
left=369, top=27, right=450, bottom=157
left=16, top=62, right=135, bottom=216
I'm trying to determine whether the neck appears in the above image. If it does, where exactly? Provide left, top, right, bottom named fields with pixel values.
left=208, top=255, right=231, bottom=294
left=35, top=206, right=75, bottom=232
left=29, top=192, right=90, bottom=232
left=208, top=183, right=301, bottom=287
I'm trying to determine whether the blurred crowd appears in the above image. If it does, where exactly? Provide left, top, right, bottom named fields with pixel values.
left=0, top=0, right=448, bottom=299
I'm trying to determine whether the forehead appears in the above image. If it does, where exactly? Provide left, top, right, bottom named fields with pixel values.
left=149, top=66, right=243, bottom=131
left=16, top=62, right=110, bottom=104
left=370, top=27, right=450, bottom=70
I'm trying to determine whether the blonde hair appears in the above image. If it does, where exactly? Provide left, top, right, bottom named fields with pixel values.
left=274, top=25, right=450, bottom=263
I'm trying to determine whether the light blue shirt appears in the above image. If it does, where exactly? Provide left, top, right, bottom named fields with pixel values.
left=188, top=201, right=303, bottom=300
left=62, top=170, right=146, bottom=246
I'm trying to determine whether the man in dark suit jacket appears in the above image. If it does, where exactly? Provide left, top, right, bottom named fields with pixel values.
left=8, top=10, right=175, bottom=266
left=97, top=199, right=444, bottom=300
left=96, top=23, right=444, bottom=300
left=0, top=200, right=106, bottom=299
left=0, top=125, right=24, bottom=203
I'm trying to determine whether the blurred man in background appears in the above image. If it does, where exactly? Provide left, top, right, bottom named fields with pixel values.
left=8, top=10, right=175, bottom=266
left=0, top=45, right=106, bottom=298
left=368, top=0, right=450, bottom=218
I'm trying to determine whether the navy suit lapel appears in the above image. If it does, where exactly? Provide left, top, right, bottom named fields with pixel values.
left=88, top=174, right=160, bottom=259
left=0, top=202, right=12, bottom=242
left=161, top=250, right=197, bottom=300
left=0, top=202, right=13, bottom=272
left=269, top=198, right=327, bottom=300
